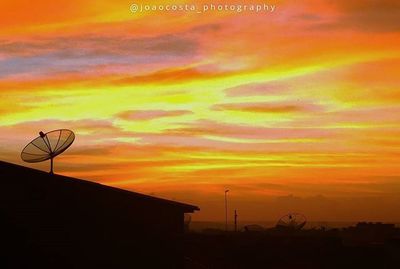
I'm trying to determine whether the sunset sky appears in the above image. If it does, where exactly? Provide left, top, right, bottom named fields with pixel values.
left=1, top=0, right=400, bottom=222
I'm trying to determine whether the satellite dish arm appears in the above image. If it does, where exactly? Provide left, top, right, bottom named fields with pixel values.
left=39, top=131, right=53, bottom=154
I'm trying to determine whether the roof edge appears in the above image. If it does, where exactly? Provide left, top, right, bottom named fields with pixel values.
left=0, top=161, right=199, bottom=212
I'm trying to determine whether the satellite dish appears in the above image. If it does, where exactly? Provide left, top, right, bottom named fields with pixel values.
left=21, top=129, right=75, bottom=174
left=276, top=213, right=307, bottom=230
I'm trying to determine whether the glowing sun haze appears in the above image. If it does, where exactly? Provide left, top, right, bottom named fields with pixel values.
left=1, top=0, right=400, bottom=221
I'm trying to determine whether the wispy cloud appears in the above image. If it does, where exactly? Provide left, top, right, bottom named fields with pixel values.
left=117, top=109, right=193, bottom=121
left=212, top=102, right=322, bottom=114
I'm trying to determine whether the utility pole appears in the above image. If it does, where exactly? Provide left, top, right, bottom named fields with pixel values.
left=224, top=189, right=229, bottom=231
left=234, top=210, right=238, bottom=232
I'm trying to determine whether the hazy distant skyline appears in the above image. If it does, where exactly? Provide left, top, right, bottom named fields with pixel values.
left=1, top=0, right=400, bottom=221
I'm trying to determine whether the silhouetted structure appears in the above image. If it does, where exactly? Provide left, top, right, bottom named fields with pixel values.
left=243, top=224, right=265, bottom=232
left=342, top=222, right=397, bottom=246
left=234, top=210, right=238, bottom=232
left=21, top=129, right=75, bottom=174
left=276, top=212, right=307, bottom=230
left=184, top=225, right=400, bottom=269
left=0, top=161, right=199, bottom=269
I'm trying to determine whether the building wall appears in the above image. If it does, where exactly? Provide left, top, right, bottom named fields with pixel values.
left=0, top=163, right=187, bottom=268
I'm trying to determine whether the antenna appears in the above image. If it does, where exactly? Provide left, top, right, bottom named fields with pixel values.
left=224, top=189, right=229, bottom=231
left=21, top=129, right=75, bottom=174
left=276, top=212, right=307, bottom=230
left=234, top=210, right=238, bottom=232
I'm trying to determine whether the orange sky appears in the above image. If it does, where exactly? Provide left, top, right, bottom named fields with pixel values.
left=1, top=0, right=400, bottom=222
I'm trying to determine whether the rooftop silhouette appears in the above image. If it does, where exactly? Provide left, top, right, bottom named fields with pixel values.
left=0, top=161, right=198, bottom=269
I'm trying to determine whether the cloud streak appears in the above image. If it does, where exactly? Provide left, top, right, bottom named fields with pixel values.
left=117, top=110, right=193, bottom=121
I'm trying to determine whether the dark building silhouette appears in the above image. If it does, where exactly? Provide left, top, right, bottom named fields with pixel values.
left=342, top=222, right=397, bottom=246
left=0, top=161, right=199, bottom=269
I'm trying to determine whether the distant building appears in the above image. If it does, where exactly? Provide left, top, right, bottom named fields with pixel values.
left=243, top=224, right=265, bottom=232
left=342, top=222, right=396, bottom=246
left=0, top=161, right=199, bottom=269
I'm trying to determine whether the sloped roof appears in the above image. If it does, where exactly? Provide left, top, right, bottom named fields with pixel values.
left=0, top=161, right=199, bottom=213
